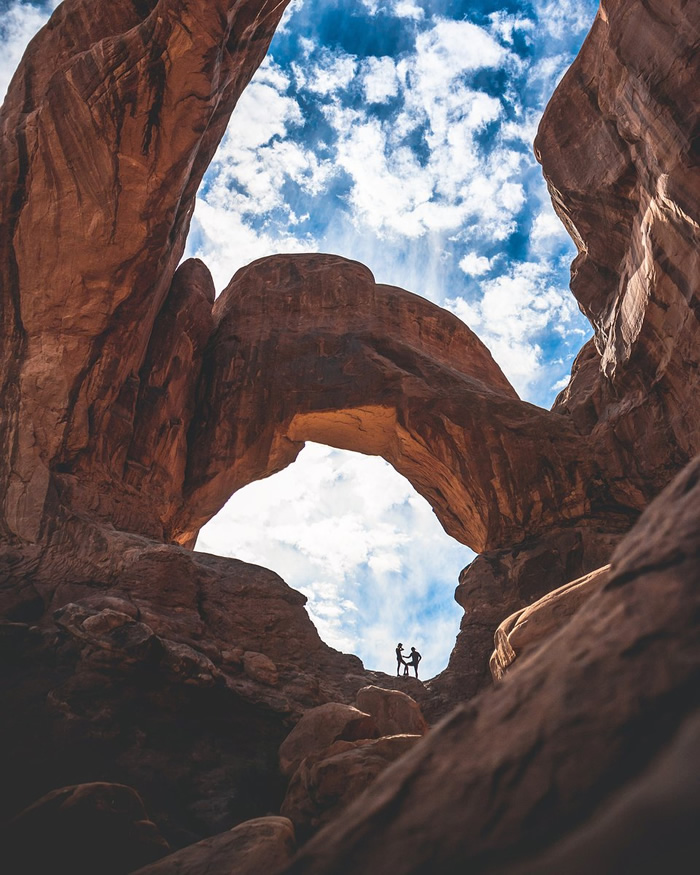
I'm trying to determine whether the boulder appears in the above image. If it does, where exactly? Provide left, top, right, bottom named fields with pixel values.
left=278, top=704, right=379, bottom=778
left=281, top=735, right=422, bottom=840
left=355, top=686, right=428, bottom=736
left=132, top=816, right=296, bottom=875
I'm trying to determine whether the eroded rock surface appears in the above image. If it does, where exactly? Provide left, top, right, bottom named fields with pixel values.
left=537, top=0, right=700, bottom=491
left=132, top=816, right=297, bottom=875
left=354, top=686, right=428, bottom=737
left=490, top=564, right=610, bottom=681
left=281, top=735, right=423, bottom=841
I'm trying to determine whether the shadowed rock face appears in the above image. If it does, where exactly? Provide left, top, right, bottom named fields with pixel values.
left=0, top=0, right=699, bottom=869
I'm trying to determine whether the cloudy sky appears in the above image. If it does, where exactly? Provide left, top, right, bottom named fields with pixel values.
left=2, top=0, right=599, bottom=678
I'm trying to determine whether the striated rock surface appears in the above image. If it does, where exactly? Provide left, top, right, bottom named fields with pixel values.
left=0, top=0, right=292, bottom=543
left=428, top=527, right=622, bottom=710
left=132, top=816, right=297, bottom=875
left=490, top=564, right=610, bottom=681
left=537, top=0, right=700, bottom=492
left=0, top=0, right=698, bottom=869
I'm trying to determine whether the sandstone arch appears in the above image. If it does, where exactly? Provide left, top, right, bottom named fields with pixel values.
left=174, top=253, right=595, bottom=553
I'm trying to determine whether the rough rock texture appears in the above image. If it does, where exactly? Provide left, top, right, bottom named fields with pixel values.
left=0, top=523, right=390, bottom=846
left=2, top=782, right=169, bottom=875
left=355, top=686, right=428, bottom=737
left=132, top=816, right=296, bottom=875
left=281, top=735, right=422, bottom=841
left=0, top=0, right=292, bottom=543
left=278, top=703, right=379, bottom=778
left=428, top=527, right=622, bottom=709
left=490, top=564, right=610, bottom=681
left=2, top=4, right=696, bottom=556
left=284, top=455, right=700, bottom=873
left=537, top=0, right=700, bottom=485
left=495, top=708, right=700, bottom=875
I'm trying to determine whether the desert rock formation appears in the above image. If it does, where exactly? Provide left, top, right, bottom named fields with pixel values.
left=0, top=0, right=698, bottom=872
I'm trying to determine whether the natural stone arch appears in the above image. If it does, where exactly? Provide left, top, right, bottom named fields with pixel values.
left=173, top=253, right=595, bottom=552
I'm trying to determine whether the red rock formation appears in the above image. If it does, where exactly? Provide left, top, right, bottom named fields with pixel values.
left=489, top=564, right=610, bottom=681
left=132, top=816, right=297, bottom=875
left=2, top=782, right=170, bottom=875
left=0, top=0, right=291, bottom=542
left=536, top=0, right=700, bottom=495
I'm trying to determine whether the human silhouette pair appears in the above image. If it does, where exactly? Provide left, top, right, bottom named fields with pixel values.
left=395, top=643, right=422, bottom=678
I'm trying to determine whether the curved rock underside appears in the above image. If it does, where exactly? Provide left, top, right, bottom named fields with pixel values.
left=0, top=0, right=699, bottom=871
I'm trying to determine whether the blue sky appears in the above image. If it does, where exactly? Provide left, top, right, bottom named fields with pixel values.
left=2, top=0, right=599, bottom=678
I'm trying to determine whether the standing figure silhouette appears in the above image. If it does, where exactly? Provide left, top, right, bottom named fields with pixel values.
left=395, top=643, right=406, bottom=677
left=408, top=646, right=422, bottom=678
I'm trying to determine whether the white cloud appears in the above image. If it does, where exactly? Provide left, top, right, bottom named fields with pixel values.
left=532, top=0, right=597, bottom=40
left=488, top=11, right=535, bottom=45
left=459, top=252, right=493, bottom=277
left=187, top=199, right=317, bottom=293
left=362, top=56, right=399, bottom=104
left=446, top=261, right=582, bottom=398
left=392, top=0, right=424, bottom=21
left=529, top=207, right=571, bottom=255
left=306, top=49, right=358, bottom=97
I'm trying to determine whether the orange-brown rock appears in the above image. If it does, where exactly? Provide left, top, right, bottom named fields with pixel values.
left=278, top=703, right=379, bottom=779
left=176, top=254, right=598, bottom=553
left=428, top=527, right=622, bottom=710
left=0, top=0, right=291, bottom=543
left=536, top=0, right=700, bottom=492
left=354, top=686, right=428, bottom=737
left=132, top=816, right=296, bottom=875
left=490, top=564, right=610, bottom=681
left=283, top=455, right=700, bottom=874
left=0, top=0, right=698, bottom=868
left=281, top=735, right=422, bottom=841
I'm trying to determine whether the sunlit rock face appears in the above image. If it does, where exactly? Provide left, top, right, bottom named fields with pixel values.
left=0, top=0, right=699, bottom=869
left=536, top=0, right=700, bottom=493
left=0, top=0, right=292, bottom=543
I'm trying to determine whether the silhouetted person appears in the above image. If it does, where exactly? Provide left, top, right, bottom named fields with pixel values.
left=396, top=643, right=406, bottom=677
left=408, top=647, right=422, bottom=678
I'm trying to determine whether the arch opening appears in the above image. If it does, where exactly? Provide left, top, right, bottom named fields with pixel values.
left=195, top=442, right=474, bottom=679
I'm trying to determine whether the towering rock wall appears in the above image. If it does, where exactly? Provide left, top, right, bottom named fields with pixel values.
left=537, top=0, right=700, bottom=490
left=0, top=0, right=291, bottom=542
